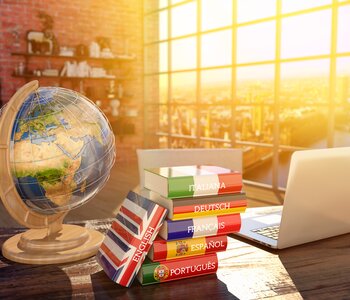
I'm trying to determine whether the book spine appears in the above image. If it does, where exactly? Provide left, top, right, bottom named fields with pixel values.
left=168, top=173, right=242, bottom=199
left=171, top=199, right=247, bottom=220
left=163, top=214, right=241, bottom=240
left=138, top=253, right=218, bottom=285
left=151, top=235, right=227, bottom=261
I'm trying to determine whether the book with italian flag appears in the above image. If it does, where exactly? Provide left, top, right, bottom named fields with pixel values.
left=158, top=213, right=241, bottom=241
left=137, top=253, right=218, bottom=285
left=148, top=235, right=227, bottom=261
left=139, top=188, right=247, bottom=221
left=144, top=165, right=242, bottom=199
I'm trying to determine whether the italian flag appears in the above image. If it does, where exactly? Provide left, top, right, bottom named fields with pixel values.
left=168, top=172, right=242, bottom=198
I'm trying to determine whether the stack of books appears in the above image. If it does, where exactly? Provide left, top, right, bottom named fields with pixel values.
left=137, top=165, right=247, bottom=285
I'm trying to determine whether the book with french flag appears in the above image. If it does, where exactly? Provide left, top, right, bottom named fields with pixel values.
left=96, top=165, right=246, bottom=287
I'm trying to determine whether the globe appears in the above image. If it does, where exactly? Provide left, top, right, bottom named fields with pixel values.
left=0, top=81, right=116, bottom=264
left=9, top=86, right=115, bottom=214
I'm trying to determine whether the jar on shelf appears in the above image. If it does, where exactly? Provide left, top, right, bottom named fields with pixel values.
left=17, top=62, right=25, bottom=75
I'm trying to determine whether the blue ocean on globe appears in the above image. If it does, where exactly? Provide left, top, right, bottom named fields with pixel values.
left=9, top=87, right=116, bottom=215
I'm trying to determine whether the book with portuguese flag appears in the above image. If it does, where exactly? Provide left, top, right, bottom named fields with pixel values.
left=140, top=189, right=247, bottom=221
left=144, top=165, right=242, bottom=199
left=148, top=235, right=227, bottom=261
left=158, top=213, right=241, bottom=241
left=137, top=253, right=218, bottom=285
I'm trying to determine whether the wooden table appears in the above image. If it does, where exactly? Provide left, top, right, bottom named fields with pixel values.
left=0, top=219, right=349, bottom=300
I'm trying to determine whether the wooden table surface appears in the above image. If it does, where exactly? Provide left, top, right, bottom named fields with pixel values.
left=0, top=219, right=349, bottom=300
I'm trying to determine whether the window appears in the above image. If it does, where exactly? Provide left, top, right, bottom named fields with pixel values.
left=143, top=0, right=350, bottom=189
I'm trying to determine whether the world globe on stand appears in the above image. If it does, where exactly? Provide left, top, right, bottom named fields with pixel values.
left=0, top=81, right=116, bottom=264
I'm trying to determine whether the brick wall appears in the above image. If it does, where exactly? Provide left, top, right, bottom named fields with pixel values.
left=0, top=0, right=144, bottom=160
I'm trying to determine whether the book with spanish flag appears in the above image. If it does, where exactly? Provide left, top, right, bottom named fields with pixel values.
left=148, top=235, right=227, bottom=261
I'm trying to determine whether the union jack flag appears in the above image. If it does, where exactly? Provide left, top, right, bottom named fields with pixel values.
left=96, top=190, right=168, bottom=287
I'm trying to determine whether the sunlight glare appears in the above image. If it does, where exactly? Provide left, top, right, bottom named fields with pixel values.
left=201, top=0, right=232, bottom=31
left=282, top=0, right=331, bottom=13
left=201, top=30, right=232, bottom=67
left=237, top=0, right=276, bottom=23
left=171, top=2, right=197, bottom=38
left=237, top=21, right=275, bottom=63
left=338, top=5, right=350, bottom=53
left=171, top=37, right=197, bottom=71
left=281, top=10, right=331, bottom=58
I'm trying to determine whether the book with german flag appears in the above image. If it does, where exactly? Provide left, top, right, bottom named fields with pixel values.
left=158, top=213, right=241, bottom=241
left=144, top=165, right=242, bottom=199
left=148, top=235, right=227, bottom=261
left=137, top=253, right=218, bottom=285
left=139, top=189, right=247, bottom=221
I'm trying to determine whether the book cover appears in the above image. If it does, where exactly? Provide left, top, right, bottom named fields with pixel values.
left=148, top=235, right=227, bottom=261
left=140, top=189, right=247, bottom=220
left=137, top=253, right=218, bottom=285
left=144, top=165, right=242, bottom=199
left=159, top=213, right=241, bottom=241
left=96, top=191, right=168, bottom=287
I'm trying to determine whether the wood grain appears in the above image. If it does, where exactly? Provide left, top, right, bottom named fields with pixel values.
left=0, top=219, right=349, bottom=299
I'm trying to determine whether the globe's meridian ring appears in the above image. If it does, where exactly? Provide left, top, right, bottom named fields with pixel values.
left=0, top=80, right=67, bottom=229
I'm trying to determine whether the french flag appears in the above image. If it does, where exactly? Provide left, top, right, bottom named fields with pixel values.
left=96, top=191, right=168, bottom=287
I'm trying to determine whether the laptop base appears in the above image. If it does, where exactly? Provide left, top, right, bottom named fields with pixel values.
left=234, top=206, right=282, bottom=249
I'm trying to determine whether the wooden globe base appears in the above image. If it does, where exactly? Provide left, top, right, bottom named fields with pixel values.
left=2, top=224, right=104, bottom=264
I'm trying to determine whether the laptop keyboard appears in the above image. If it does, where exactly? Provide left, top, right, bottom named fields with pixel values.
left=251, top=225, right=280, bottom=240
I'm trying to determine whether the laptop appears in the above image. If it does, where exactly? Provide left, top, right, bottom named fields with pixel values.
left=235, top=147, right=350, bottom=249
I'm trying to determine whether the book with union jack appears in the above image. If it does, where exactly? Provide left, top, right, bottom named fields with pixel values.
left=96, top=191, right=168, bottom=287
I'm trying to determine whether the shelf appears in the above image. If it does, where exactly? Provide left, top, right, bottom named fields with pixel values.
left=12, top=74, right=129, bottom=81
left=11, top=52, right=136, bottom=62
